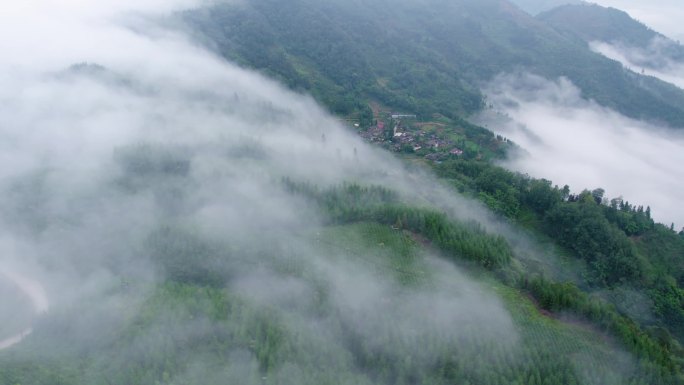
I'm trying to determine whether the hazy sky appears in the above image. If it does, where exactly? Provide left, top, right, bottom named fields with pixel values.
left=591, top=0, right=684, bottom=41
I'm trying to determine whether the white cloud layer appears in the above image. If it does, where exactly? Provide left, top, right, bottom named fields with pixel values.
left=589, top=38, right=684, bottom=91
left=480, top=73, right=684, bottom=228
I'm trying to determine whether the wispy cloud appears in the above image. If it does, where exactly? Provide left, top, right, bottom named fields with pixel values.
left=592, top=0, right=684, bottom=42
left=479, top=73, right=684, bottom=227
left=590, top=37, right=684, bottom=89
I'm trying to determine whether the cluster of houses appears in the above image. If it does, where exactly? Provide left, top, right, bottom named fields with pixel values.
left=359, top=121, right=387, bottom=142
left=358, top=118, right=465, bottom=161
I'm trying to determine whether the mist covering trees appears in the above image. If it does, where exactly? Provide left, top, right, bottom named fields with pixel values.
left=3, top=171, right=683, bottom=384
left=436, top=159, right=684, bottom=347
left=1, top=1, right=684, bottom=384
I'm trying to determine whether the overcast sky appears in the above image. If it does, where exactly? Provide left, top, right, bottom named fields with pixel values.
left=591, top=0, right=684, bottom=41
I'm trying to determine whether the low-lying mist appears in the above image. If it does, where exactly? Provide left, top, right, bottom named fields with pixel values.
left=0, top=1, right=522, bottom=382
left=478, top=72, right=684, bottom=228
left=590, top=37, right=684, bottom=89
left=592, top=0, right=684, bottom=42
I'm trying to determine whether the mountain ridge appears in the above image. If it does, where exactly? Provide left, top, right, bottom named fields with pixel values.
left=539, top=3, right=684, bottom=57
left=184, top=0, right=684, bottom=128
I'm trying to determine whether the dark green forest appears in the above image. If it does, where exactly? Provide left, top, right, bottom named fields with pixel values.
left=539, top=3, right=684, bottom=70
left=539, top=3, right=684, bottom=53
left=435, top=159, right=684, bottom=340
left=185, top=0, right=684, bottom=127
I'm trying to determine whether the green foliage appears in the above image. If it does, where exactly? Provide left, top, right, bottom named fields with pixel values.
left=544, top=202, right=646, bottom=286
left=146, top=226, right=225, bottom=287
left=651, top=279, right=684, bottom=340
left=6, top=227, right=682, bottom=385
left=4, top=2, right=684, bottom=382
left=284, top=179, right=513, bottom=269
left=283, top=177, right=684, bottom=379
left=317, top=222, right=427, bottom=286
left=540, top=3, right=684, bottom=61
left=435, top=158, right=684, bottom=346
left=186, top=0, right=684, bottom=127
left=524, top=276, right=683, bottom=376
left=184, top=0, right=482, bottom=120
left=3, top=175, right=683, bottom=384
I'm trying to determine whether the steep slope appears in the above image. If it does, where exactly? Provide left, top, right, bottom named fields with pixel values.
left=3, top=60, right=680, bottom=384
left=539, top=3, right=679, bottom=49
left=183, top=0, right=485, bottom=120
left=184, top=0, right=684, bottom=127
left=539, top=3, right=684, bottom=93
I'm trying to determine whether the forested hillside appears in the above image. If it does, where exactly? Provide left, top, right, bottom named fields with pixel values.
left=184, top=0, right=684, bottom=127
left=540, top=3, right=684, bottom=70
left=539, top=4, right=683, bottom=50
left=435, top=159, right=684, bottom=340
left=181, top=0, right=684, bottom=378
left=2, top=1, right=684, bottom=384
